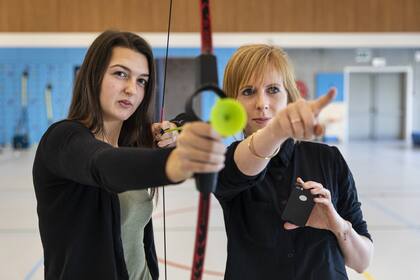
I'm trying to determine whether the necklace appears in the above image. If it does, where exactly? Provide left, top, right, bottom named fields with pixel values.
left=99, top=129, right=117, bottom=147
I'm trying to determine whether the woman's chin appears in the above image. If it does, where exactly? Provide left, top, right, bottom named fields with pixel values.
left=253, top=123, right=268, bottom=131
left=117, top=111, right=134, bottom=122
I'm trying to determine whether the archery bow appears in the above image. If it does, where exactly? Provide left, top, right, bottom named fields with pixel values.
left=190, top=0, right=218, bottom=279
left=159, top=1, right=174, bottom=279
left=161, top=1, right=220, bottom=279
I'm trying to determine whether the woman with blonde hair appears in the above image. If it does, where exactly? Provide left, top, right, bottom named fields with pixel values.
left=215, top=44, right=373, bottom=279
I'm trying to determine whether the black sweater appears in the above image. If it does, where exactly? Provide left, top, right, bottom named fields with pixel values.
left=33, top=120, right=174, bottom=280
left=215, top=139, right=372, bottom=280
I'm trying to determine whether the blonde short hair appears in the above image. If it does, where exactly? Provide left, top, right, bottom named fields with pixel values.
left=223, top=44, right=300, bottom=102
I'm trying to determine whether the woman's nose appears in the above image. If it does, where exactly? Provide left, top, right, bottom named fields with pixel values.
left=124, top=79, right=136, bottom=95
left=256, top=93, right=269, bottom=110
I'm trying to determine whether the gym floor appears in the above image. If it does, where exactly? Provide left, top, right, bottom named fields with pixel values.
left=1, top=140, right=419, bottom=280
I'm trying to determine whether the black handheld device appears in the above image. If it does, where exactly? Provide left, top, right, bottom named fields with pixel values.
left=281, top=184, right=315, bottom=227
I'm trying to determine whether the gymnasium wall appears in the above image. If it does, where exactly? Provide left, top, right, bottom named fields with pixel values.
left=0, top=0, right=419, bottom=32
left=0, top=47, right=237, bottom=145
left=0, top=0, right=419, bottom=145
left=1, top=47, right=419, bottom=145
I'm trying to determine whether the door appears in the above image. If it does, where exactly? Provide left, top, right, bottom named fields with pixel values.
left=373, top=73, right=404, bottom=139
left=348, top=72, right=405, bottom=140
left=348, top=73, right=373, bottom=140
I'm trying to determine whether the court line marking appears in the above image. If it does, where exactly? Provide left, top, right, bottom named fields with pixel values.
left=363, top=271, right=375, bottom=280
left=24, top=257, right=43, bottom=280
left=26, top=199, right=395, bottom=279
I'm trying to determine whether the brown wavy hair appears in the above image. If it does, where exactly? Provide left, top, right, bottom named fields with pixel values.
left=68, top=30, right=157, bottom=198
left=68, top=30, right=156, bottom=148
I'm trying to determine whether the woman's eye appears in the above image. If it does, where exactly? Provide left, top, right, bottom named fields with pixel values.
left=114, top=71, right=128, bottom=78
left=241, top=88, right=255, bottom=96
left=267, top=86, right=280, bottom=94
left=137, top=78, right=148, bottom=87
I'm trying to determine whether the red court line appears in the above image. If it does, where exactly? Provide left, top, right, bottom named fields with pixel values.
left=152, top=206, right=197, bottom=219
left=158, top=258, right=224, bottom=277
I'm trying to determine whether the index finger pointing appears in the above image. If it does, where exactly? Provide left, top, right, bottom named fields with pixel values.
left=310, top=88, right=336, bottom=116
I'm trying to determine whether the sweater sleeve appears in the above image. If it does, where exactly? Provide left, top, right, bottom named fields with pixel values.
left=333, top=147, right=372, bottom=241
left=36, top=120, right=175, bottom=193
left=215, top=141, right=267, bottom=202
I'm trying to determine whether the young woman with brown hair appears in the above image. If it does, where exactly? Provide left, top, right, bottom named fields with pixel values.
left=33, top=30, right=226, bottom=280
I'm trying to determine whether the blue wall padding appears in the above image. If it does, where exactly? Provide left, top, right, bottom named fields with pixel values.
left=0, top=47, right=237, bottom=145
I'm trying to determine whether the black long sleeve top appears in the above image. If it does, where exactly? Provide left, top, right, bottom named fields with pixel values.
left=215, top=139, right=372, bottom=280
left=32, top=120, right=175, bottom=280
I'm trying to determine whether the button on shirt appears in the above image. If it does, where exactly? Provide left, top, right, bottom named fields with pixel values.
left=215, top=139, right=372, bottom=280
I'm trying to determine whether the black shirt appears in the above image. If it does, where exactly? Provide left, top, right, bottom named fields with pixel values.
left=32, top=120, right=174, bottom=280
left=215, top=139, right=372, bottom=280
